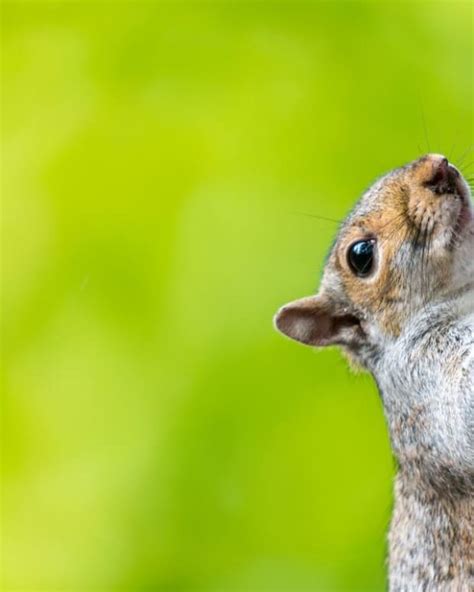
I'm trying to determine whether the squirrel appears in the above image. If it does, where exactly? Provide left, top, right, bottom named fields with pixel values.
left=274, top=154, right=473, bottom=591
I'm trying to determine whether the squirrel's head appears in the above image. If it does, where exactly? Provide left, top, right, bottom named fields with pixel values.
left=275, top=154, right=473, bottom=367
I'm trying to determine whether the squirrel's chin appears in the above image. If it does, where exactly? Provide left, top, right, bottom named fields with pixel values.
left=445, top=198, right=474, bottom=251
left=457, top=196, right=473, bottom=231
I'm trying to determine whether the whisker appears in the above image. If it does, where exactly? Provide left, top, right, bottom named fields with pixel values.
left=455, top=144, right=474, bottom=167
left=293, top=211, right=342, bottom=225
left=418, top=93, right=431, bottom=152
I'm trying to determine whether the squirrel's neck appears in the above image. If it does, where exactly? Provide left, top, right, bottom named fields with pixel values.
left=373, top=298, right=473, bottom=489
left=371, top=296, right=474, bottom=590
left=389, top=470, right=474, bottom=590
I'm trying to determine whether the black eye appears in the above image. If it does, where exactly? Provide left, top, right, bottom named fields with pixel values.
left=347, top=239, right=376, bottom=277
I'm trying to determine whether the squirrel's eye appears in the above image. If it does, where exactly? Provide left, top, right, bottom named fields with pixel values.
left=347, top=239, right=376, bottom=277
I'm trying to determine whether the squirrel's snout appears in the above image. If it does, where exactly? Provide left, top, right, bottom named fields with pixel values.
left=408, top=153, right=472, bottom=243
left=420, top=154, right=460, bottom=195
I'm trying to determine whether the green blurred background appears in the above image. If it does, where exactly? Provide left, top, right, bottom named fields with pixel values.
left=1, top=1, right=472, bottom=590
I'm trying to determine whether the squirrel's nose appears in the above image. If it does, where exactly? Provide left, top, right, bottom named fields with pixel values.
left=423, top=154, right=459, bottom=195
left=430, top=156, right=449, bottom=186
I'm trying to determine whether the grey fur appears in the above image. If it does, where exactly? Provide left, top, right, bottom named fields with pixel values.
left=375, top=295, right=474, bottom=591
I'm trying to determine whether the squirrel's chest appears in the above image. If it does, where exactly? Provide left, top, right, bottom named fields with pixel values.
left=374, top=322, right=474, bottom=489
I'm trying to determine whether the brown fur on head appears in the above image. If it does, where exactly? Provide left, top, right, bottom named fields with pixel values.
left=275, top=154, right=473, bottom=367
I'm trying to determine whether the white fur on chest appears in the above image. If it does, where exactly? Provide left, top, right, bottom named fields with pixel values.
left=373, top=294, right=474, bottom=481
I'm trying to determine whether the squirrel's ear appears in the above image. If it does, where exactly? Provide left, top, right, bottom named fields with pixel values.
left=274, top=295, right=362, bottom=347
